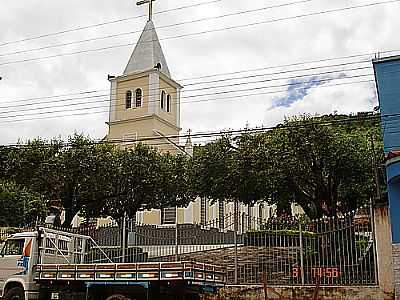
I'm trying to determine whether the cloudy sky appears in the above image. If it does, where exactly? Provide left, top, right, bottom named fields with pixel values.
left=0, top=0, right=399, bottom=145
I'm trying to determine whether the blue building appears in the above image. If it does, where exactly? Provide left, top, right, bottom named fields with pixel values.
left=373, top=55, right=400, bottom=243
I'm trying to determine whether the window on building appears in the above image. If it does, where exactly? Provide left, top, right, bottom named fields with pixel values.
left=247, top=205, right=252, bottom=230
left=259, top=203, right=264, bottom=223
left=200, top=198, right=208, bottom=225
left=160, top=90, right=166, bottom=110
left=135, top=88, right=143, bottom=108
left=161, top=207, right=176, bottom=225
left=241, top=212, right=246, bottom=233
left=166, top=94, right=171, bottom=113
left=126, top=91, right=132, bottom=109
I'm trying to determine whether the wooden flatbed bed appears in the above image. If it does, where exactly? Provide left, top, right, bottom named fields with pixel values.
left=34, top=261, right=225, bottom=286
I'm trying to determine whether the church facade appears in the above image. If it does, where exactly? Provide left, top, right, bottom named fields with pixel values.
left=104, top=7, right=280, bottom=227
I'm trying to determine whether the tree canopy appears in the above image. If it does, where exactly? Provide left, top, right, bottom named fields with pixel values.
left=192, top=114, right=383, bottom=218
left=0, top=113, right=384, bottom=226
left=0, top=134, right=195, bottom=227
left=0, top=181, right=46, bottom=227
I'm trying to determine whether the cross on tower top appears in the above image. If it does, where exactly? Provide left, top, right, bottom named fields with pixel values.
left=137, top=0, right=156, bottom=21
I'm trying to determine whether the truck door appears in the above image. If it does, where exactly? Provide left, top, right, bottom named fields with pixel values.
left=0, top=238, right=25, bottom=294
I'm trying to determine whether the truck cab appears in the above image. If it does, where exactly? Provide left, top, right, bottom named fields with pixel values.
left=0, top=232, right=39, bottom=300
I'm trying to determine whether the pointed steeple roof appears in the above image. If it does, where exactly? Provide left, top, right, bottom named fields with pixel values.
left=124, top=20, right=171, bottom=77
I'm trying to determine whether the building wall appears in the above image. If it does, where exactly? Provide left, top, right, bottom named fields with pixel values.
left=393, top=244, right=400, bottom=298
left=373, top=56, right=400, bottom=244
left=108, top=117, right=180, bottom=152
left=373, top=56, right=400, bottom=154
left=114, top=74, right=150, bottom=121
left=158, top=77, right=179, bottom=126
left=201, top=286, right=393, bottom=300
left=108, top=70, right=181, bottom=154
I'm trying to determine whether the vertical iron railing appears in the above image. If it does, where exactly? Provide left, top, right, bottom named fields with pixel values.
left=33, top=204, right=378, bottom=286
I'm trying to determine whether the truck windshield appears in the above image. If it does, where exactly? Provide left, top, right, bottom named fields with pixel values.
left=1, top=239, right=24, bottom=256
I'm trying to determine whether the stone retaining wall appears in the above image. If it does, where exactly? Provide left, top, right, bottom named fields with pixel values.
left=201, top=285, right=393, bottom=300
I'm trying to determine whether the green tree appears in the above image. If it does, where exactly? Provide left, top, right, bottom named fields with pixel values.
left=260, top=115, right=381, bottom=218
left=103, top=144, right=194, bottom=221
left=191, top=114, right=382, bottom=219
left=56, top=134, right=115, bottom=226
left=156, top=152, right=196, bottom=209
left=190, top=135, right=265, bottom=206
left=0, top=181, right=46, bottom=227
left=3, top=138, right=63, bottom=201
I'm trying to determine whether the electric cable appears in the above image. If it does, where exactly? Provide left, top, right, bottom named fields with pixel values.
left=0, top=60, right=373, bottom=109
left=0, top=0, right=312, bottom=58
left=1, top=0, right=398, bottom=67
left=0, top=0, right=223, bottom=47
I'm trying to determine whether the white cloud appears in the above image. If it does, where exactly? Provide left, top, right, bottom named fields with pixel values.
left=0, top=0, right=399, bottom=144
left=264, top=79, right=377, bottom=127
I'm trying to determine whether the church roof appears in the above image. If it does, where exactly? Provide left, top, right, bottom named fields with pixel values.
left=124, top=20, right=171, bottom=77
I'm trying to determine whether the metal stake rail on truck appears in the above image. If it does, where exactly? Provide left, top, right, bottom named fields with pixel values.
left=0, top=227, right=225, bottom=300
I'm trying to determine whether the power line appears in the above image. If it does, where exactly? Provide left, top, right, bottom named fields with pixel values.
left=0, top=79, right=375, bottom=124
left=0, top=0, right=222, bottom=48
left=0, top=57, right=374, bottom=106
left=0, top=0, right=312, bottom=58
left=0, top=62, right=372, bottom=111
left=2, top=47, right=395, bottom=108
left=1, top=0, right=398, bottom=67
left=0, top=79, right=374, bottom=123
left=0, top=65, right=375, bottom=114
left=0, top=111, right=387, bottom=148
left=183, top=61, right=370, bottom=87
left=54, top=111, right=398, bottom=145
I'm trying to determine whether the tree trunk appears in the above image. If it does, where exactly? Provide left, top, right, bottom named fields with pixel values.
left=62, top=208, right=77, bottom=228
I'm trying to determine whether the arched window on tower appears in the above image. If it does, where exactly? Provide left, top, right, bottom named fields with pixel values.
left=166, top=94, right=171, bottom=113
left=160, top=90, right=166, bottom=110
left=125, top=91, right=132, bottom=109
left=135, top=88, right=143, bottom=108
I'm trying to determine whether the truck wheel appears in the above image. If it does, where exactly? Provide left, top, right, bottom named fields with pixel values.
left=4, top=287, right=25, bottom=300
left=105, top=295, right=130, bottom=300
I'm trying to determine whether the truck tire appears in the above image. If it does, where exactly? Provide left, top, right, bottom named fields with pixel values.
left=105, top=295, right=130, bottom=300
left=4, top=287, right=25, bottom=300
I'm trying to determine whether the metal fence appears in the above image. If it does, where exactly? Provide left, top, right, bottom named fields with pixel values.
left=1, top=205, right=377, bottom=286
left=67, top=205, right=377, bottom=286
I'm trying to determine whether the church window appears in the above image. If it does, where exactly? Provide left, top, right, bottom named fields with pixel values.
left=166, top=94, right=171, bottom=113
left=259, top=203, right=264, bottom=222
left=247, top=205, right=252, bottom=230
left=135, top=88, right=143, bottom=108
left=200, top=198, right=208, bottom=225
left=161, top=207, right=176, bottom=225
left=125, top=91, right=132, bottom=109
left=160, top=90, right=166, bottom=110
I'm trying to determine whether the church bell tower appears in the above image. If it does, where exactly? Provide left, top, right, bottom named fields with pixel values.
left=107, top=1, right=182, bottom=152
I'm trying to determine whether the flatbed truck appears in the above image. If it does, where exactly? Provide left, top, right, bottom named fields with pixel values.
left=0, top=227, right=225, bottom=300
